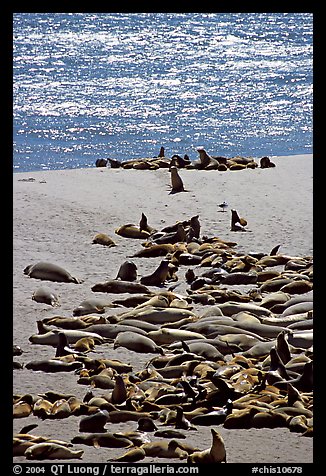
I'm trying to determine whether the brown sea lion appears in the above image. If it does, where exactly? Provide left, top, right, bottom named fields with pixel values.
left=92, top=233, right=116, bottom=247
left=91, top=279, right=151, bottom=294
left=170, top=166, right=186, bottom=193
left=140, top=259, right=170, bottom=286
left=116, top=260, right=138, bottom=281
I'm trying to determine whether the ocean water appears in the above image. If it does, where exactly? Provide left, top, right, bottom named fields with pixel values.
left=13, top=12, right=313, bottom=172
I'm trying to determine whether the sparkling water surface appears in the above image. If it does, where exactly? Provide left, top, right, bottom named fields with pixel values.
left=13, top=13, right=313, bottom=172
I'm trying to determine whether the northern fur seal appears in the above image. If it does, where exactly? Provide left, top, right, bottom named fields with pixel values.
left=24, top=262, right=82, bottom=283
left=32, top=286, right=60, bottom=306
left=170, top=166, right=186, bottom=193
left=187, top=428, right=226, bottom=463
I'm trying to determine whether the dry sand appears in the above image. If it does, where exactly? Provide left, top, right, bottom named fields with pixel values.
left=13, top=154, right=313, bottom=464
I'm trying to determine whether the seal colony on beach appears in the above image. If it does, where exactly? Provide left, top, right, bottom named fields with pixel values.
left=95, top=146, right=274, bottom=172
left=13, top=152, right=313, bottom=464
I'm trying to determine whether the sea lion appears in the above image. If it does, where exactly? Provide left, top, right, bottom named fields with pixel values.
left=24, top=262, right=82, bottom=283
left=25, top=442, right=84, bottom=460
left=131, top=243, right=175, bottom=258
left=13, top=395, right=35, bottom=418
left=113, top=331, right=164, bottom=354
left=154, top=429, right=186, bottom=439
left=230, top=209, right=248, bottom=231
left=137, top=417, right=158, bottom=432
left=280, top=280, right=313, bottom=295
left=91, top=279, right=151, bottom=294
left=287, top=330, right=313, bottom=349
left=170, top=166, right=186, bottom=193
left=92, top=233, right=116, bottom=247
left=115, top=224, right=150, bottom=239
left=73, top=297, right=114, bottom=316
left=108, top=447, right=146, bottom=462
left=13, top=345, right=23, bottom=356
left=32, top=286, right=60, bottom=306
left=71, top=433, right=132, bottom=448
left=195, top=148, right=219, bottom=169
left=116, top=260, right=137, bottom=281
left=79, top=410, right=110, bottom=433
left=141, top=440, right=188, bottom=459
left=152, top=223, right=187, bottom=244
left=139, top=212, right=157, bottom=234
left=191, top=401, right=233, bottom=426
left=95, top=158, right=108, bottom=167
left=118, top=307, right=197, bottom=324
left=107, top=158, right=122, bottom=168
left=25, top=359, right=83, bottom=373
left=29, top=328, right=104, bottom=346
left=147, top=328, right=205, bottom=345
left=187, top=428, right=226, bottom=463
left=140, top=259, right=170, bottom=286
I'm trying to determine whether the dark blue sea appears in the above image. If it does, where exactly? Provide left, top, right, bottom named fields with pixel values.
left=13, top=13, right=313, bottom=172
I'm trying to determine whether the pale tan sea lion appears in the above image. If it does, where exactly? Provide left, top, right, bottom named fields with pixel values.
left=147, top=328, right=204, bottom=345
left=92, top=233, right=116, bottom=247
left=141, top=440, right=188, bottom=459
left=25, top=442, right=84, bottom=460
left=32, top=286, right=60, bottom=306
left=29, top=328, right=104, bottom=346
left=187, top=428, right=226, bottom=463
left=73, top=297, right=114, bottom=316
left=24, top=262, right=82, bottom=283
left=113, top=331, right=164, bottom=354
left=13, top=394, right=34, bottom=418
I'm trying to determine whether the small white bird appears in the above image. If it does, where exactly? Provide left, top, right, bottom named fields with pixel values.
left=218, top=201, right=228, bottom=212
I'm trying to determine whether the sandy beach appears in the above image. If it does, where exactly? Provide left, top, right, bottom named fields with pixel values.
left=13, top=154, right=313, bottom=464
